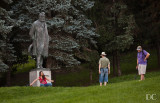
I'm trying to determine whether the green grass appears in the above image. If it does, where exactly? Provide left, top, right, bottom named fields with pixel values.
left=1, top=71, right=160, bottom=103
left=55, top=69, right=91, bottom=86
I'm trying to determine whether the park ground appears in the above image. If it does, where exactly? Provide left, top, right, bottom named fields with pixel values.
left=0, top=71, right=160, bottom=103
left=0, top=49, right=159, bottom=103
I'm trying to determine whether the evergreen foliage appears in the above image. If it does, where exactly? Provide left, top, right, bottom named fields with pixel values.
left=0, top=0, right=18, bottom=72
left=11, top=0, right=99, bottom=69
left=98, top=1, right=137, bottom=52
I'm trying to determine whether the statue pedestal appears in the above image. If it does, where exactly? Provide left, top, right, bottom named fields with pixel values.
left=29, top=68, right=51, bottom=87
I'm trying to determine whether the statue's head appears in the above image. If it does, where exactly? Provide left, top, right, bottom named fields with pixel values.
left=39, top=12, right=45, bottom=22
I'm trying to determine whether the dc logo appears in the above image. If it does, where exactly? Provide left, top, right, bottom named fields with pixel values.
left=146, top=94, right=157, bottom=100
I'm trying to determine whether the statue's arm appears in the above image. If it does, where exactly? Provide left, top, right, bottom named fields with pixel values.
left=29, top=23, right=35, bottom=40
left=45, top=23, right=52, bottom=41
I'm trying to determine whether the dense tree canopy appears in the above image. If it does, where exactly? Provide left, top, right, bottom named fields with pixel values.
left=0, top=0, right=159, bottom=74
left=87, top=0, right=137, bottom=76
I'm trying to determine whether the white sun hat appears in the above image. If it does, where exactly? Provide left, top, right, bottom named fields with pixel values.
left=101, top=52, right=107, bottom=56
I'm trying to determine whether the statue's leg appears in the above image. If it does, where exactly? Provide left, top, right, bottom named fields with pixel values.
left=37, top=55, right=41, bottom=68
left=40, top=56, right=43, bottom=68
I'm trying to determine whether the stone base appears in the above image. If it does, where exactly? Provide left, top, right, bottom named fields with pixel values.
left=29, top=68, right=51, bottom=87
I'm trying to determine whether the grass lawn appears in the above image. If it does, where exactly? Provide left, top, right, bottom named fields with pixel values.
left=0, top=71, right=160, bottom=103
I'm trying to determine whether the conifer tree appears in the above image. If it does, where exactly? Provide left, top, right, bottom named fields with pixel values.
left=0, top=0, right=17, bottom=72
left=0, top=0, right=22, bottom=85
left=11, top=0, right=99, bottom=69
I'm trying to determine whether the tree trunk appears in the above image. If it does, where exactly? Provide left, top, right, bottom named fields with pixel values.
left=157, top=42, right=160, bottom=68
left=89, top=63, right=93, bottom=84
left=90, top=69, right=93, bottom=84
left=113, top=52, right=117, bottom=76
left=6, top=67, right=11, bottom=86
left=51, top=70, right=56, bottom=87
left=46, top=57, right=53, bottom=68
left=116, top=51, right=121, bottom=76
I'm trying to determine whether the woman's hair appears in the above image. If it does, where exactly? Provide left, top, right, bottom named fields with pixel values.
left=39, top=71, right=45, bottom=80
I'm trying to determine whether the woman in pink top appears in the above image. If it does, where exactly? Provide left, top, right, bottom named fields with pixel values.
left=30, top=71, right=54, bottom=87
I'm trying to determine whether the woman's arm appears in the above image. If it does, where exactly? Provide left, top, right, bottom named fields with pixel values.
left=30, top=78, right=39, bottom=86
left=45, top=77, right=54, bottom=82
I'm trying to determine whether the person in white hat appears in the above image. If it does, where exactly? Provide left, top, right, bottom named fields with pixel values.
left=136, top=46, right=150, bottom=81
left=99, top=52, right=110, bottom=86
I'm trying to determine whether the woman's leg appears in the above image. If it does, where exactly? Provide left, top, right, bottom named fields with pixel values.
left=40, top=83, right=45, bottom=87
left=104, top=68, right=108, bottom=86
left=99, top=68, right=104, bottom=86
left=44, top=83, right=52, bottom=87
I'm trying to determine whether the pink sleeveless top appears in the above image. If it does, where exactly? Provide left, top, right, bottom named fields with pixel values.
left=39, top=77, right=47, bottom=84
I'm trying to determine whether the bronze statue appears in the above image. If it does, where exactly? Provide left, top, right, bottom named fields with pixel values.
left=29, top=12, right=50, bottom=68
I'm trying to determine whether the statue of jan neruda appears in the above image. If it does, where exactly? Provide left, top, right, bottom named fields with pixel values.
left=28, top=12, right=50, bottom=68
